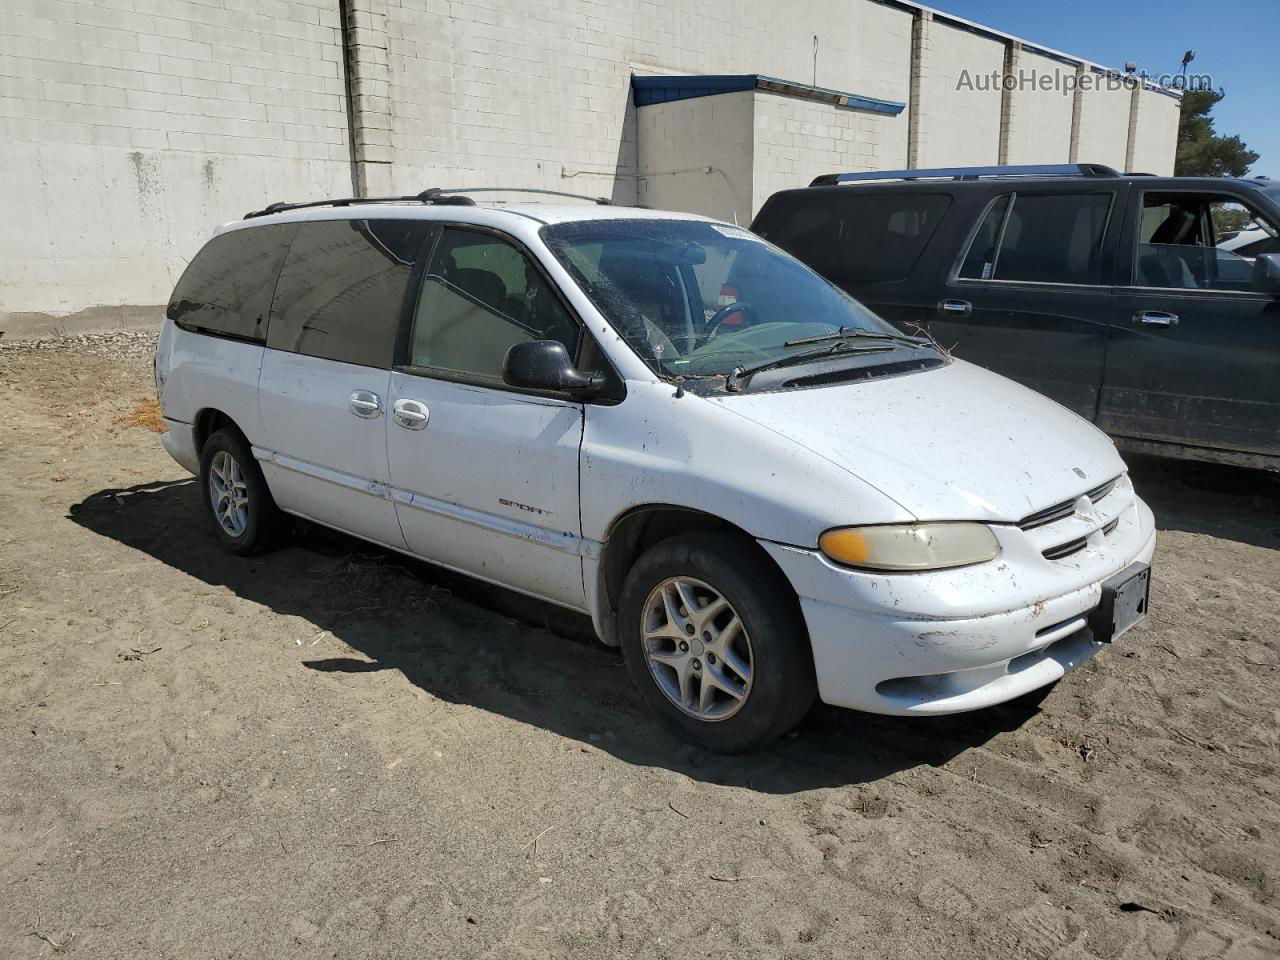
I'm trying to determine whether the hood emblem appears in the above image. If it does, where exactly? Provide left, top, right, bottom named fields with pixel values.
left=1072, top=466, right=1087, bottom=479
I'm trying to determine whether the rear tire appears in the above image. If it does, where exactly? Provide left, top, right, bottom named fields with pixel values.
left=198, top=428, right=287, bottom=556
left=619, top=531, right=816, bottom=753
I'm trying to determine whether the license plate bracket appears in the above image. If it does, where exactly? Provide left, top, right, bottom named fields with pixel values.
left=1089, top=562, right=1151, bottom=643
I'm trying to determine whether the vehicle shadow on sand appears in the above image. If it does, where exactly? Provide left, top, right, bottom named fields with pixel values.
left=74, top=477, right=1060, bottom=793
left=1126, top=453, right=1280, bottom=550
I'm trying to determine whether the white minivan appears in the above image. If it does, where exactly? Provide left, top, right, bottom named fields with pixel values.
left=155, top=189, right=1155, bottom=752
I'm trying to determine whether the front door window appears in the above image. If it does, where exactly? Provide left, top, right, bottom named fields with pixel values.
left=410, top=228, right=580, bottom=380
left=1133, top=192, right=1280, bottom=291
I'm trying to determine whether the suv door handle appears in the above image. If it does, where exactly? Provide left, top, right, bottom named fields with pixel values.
left=1133, top=310, right=1179, bottom=328
left=349, top=389, right=383, bottom=418
left=938, top=299, right=972, bottom=317
left=392, top=398, right=430, bottom=430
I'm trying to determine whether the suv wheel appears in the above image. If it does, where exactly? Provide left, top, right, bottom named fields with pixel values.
left=199, top=428, right=286, bottom=555
left=619, top=532, right=816, bottom=752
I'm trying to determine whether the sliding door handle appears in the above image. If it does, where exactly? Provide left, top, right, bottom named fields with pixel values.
left=938, top=299, right=972, bottom=317
left=393, top=398, right=430, bottom=430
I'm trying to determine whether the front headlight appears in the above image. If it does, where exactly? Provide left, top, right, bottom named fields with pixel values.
left=819, top=523, right=1000, bottom=572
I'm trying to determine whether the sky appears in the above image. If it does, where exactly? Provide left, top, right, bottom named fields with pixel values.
left=930, top=0, right=1277, bottom=176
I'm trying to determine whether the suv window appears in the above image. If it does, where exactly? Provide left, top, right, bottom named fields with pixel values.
left=754, top=191, right=951, bottom=286
left=167, top=223, right=297, bottom=342
left=1134, top=192, right=1280, bottom=291
left=959, top=192, right=1113, bottom=285
left=267, top=219, right=431, bottom=368
left=408, top=228, right=580, bottom=381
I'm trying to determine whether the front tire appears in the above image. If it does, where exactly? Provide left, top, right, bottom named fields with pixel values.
left=198, top=428, right=286, bottom=556
left=619, top=531, right=816, bottom=753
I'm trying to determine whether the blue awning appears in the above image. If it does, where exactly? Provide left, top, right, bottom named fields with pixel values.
left=631, top=74, right=905, bottom=116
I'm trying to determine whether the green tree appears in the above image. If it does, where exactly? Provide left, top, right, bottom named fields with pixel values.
left=1174, top=88, right=1259, bottom=177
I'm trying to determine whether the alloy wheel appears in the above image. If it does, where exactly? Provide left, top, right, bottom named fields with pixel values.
left=641, top=576, right=754, bottom=721
left=208, top=450, right=249, bottom=537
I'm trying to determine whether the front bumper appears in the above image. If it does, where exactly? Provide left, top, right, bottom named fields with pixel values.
left=761, top=489, right=1157, bottom=716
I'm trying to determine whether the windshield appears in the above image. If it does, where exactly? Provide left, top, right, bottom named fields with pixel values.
left=541, top=218, right=913, bottom=380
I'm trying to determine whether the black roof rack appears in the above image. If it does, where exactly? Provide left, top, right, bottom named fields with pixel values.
left=422, top=187, right=613, bottom=205
left=808, top=163, right=1121, bottom=187
left=244, top=186, right=613, bottom=220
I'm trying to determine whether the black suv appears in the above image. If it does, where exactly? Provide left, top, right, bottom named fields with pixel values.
left=752, top=164, right=1280, bottom=469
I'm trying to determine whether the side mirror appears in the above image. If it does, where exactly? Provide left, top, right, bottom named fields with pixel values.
left=1251, top=252, right=1280, bottom=294
left=503, top=340, right=604, bottom=395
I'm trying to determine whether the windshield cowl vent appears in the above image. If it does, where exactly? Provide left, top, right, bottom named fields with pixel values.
left=780, top=357, right=945, bottom=390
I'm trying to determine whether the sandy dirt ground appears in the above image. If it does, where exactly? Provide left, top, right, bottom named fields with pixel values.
left=1, top=332, right=1278, bottom=960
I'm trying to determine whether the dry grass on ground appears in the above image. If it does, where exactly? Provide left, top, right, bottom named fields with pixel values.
left=113, top=395, right=164, bottom=432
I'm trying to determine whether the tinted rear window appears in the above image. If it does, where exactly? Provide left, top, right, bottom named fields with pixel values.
left=167, top=223, right=297, bottom=342
left=267, top=219, right=431, bottom=368
left=959, top=192, right=1113, bottom=284
left=753, top=191, right=951, bottom=286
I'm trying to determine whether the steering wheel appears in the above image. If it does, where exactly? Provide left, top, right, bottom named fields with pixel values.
left=705, top=301, right=757, bottom=340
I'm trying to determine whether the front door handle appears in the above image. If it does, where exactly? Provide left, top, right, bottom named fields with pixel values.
left=1134, top=310, right=1179, bottom=328
left=349, top=389, right=383, bottom=419
left=393, top=398, right=430, bottom=430
left=938, top=299, right=972, bottom=317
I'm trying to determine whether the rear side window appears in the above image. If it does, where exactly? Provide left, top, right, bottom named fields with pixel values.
left=959, top=192, right=1113, bottom=284
left=267, top=219, right=431, bottom=368
left=753, top=191, right=951, bottom=286
left=167, top=224, right=297, bottom=342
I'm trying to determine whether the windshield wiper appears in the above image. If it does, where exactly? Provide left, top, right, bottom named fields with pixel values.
left=724, top=341, right=894, bottom=392
left=783, top=326, right=927, bottom=349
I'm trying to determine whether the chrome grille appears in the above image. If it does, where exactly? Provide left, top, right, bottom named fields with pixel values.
left=1019, top=476, right=1120, bottom=531
left=1041, top=518, right=1119, bottom=560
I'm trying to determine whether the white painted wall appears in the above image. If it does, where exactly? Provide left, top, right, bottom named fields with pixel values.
left=1129, top=88, right=1181, bottom=175
left=912, top=22, right=1004, bottom=167
left=0, top=0, right=352, bottom=324
left=1074, top=77, right=1133, bottom=171
left=751, top=92, right=905, bottom=215
left=1003, top=51, right=1074, bottom=164
left=0, top=0, right=1182, bottom=323
left=635, top=93, right=755, bottom=225
left=380, top=0, right=914, bottom=202
left=638, top=88, right=907, bottom=223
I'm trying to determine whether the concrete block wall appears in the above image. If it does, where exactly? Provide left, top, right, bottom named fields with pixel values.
left=0, top=0, right=352, bottom=326
left=637, top=89, right=906, bottom=224
left=1127, top=87, right=1180, bottom=176
left=0, top=0, right=1182, bottom=323
left=1001, top=51, right=1074, bottom=164
left=910, top=20, right=1005, bottom=167
left=378, top=0, right=913, bottom=203
left=635, top=93, right=755, bottom=225
left=345, top=0, right=394, bottom=194
left=751, top=93, right=904, bottom=215
left=1073, top=76, right=1133, bottom=172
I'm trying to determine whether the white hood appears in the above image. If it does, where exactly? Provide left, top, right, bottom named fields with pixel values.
left=710, top=359, right=1126, bottom=523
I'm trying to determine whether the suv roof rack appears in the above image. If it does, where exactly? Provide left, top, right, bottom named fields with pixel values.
left=244, top=186, right=613, bottom=220
left=808, top=163, right=1121, bottom=187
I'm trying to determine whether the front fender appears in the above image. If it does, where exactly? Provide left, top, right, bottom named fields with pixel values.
left=580, top=380, right=912, bottom=549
